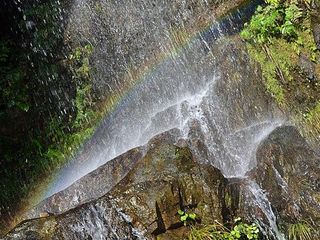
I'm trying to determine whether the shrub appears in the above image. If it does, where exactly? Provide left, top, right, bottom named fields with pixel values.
left=240, top=1, right=303, bottom=44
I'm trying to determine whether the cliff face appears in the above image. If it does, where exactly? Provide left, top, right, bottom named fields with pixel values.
left=2, top=0, right=320, bottom=239
left=5, top=18, right=320, bottom=239
left=1, top=0, right=256, bottom=230
left=4, top=125, right=320, bottom=239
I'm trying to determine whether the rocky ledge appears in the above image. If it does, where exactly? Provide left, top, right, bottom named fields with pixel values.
left=4, top=126, right=320, bottom=239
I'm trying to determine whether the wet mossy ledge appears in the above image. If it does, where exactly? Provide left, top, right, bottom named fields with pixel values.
left=240, top=0, right=320, bottom=144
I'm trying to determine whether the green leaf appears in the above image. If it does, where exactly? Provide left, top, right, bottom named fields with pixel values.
left=188, top=213, right=197, bottom=220
left=177, top=209, right=184, bottom=216
left=180, top=215, right=188, bottom=222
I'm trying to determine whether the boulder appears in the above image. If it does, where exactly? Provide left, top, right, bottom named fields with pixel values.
left=5, top=126, right=320, bottom=239
left=253, top=126, right=320, bottom=228
left=4, top=131, right=238, bottom=239
left=17, top=146, right=145, bottom=223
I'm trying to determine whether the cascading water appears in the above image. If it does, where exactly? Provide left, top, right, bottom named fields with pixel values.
left=41, top=0, right=287, bottom=239
left=48, top=0, right=269, bottom=195
left=244, top=180, right=286, bottom=240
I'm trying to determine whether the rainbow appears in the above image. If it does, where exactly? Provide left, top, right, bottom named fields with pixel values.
left=13, top=0, right=261, bottom=229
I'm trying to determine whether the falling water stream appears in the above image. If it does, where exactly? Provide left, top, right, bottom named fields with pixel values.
left=38, top=0, right=286, bottom=239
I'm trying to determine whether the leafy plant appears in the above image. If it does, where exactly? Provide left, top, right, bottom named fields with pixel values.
left=0, top=41, right=30, bottom=113
left=69, top=44, right=93, bottom=80
left=188, top=218, right=260, bottom=240
left=229, top=218, right=259, bottom=240
left=241, top=1, right=303, bottom=44
left=288, top=221, right=314, bottom=240
left=178, top=209, right=197, bottom=226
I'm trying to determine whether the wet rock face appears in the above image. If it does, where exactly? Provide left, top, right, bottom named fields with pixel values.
left=65, top=0, right=248, bottom=98
left=5, top=126, right=320, bottom=239
left=5, top=131, right=236, bottom=239
left=108, top=141, right=226, bottom=239
left=18, top=147, right=144, bottom=223
left=254, top=126, right=320, bottom=225
left=5, top=201, right=139, bottom=240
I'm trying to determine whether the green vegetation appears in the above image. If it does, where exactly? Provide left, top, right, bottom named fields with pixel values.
left=241, top=1, right=303, bottom=43
left=241, top=0, right=320, bottom=137
left=24, top=40, right=101, bottom=189
left=42, top=85, right=100, bottom=170
left=69, top=44, right=94, bottom=80
left=0, top=0, right=102, bottom=225
left=0, top=41, right=29, bottom=113
left=303, top=101, right=320, bottom=131
left=288, top=221, right=314, bottom=240
left=188, top=218, right=259, bottom=240
left=178, top=209, right=197, bottom=226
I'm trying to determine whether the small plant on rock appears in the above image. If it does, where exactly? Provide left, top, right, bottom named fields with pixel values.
left=228, top=218, right=260, bottom=240
left=288, top=221, right=314, bottom=240
left=188, top=217, right=260, bottom=240
left=178, top=209, right=197, bottom=226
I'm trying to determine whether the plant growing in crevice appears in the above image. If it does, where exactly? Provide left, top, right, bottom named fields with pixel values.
left=288, top=221, right=315, bottom=240
left=69, top=44, right=93, bottom=80
left=178, top=209, right=197, bottom=226
left=303, top=101, right=320, bottom=129
left=188, top=217, right=260, bottom=240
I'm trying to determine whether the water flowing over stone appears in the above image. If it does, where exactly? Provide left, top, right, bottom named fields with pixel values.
left=4, top=0, right=320, bottom=239
left=47, top=0, right=277, bottom=197
left=5, top=126, right=320, bottom=239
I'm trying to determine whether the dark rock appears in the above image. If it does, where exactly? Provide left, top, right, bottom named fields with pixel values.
left=253, top=126, right=320, bottom=226
left=4, top=134, right=234, bottom=239
left=299, top=54, right=317, bottom=82
left=18, top=146, right=145, bottom=223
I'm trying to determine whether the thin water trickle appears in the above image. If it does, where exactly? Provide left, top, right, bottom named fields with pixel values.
left=246, top=181, right=286, bottom=240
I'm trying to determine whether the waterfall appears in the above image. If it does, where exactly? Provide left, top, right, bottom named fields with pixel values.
left=48, top=0, right=267, bottom=195
left=44, top=0, right=286, bottom=238
left=246, top=181, right=286, bottom=240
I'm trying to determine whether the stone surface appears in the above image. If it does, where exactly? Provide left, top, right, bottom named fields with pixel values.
left=18, top=146, right=145, bottom=223
left=4, top=133, right=234, bottom=239
left=252, top=125, right=320, bottom=229
left=311, top=0, right=320, bottom=49
left=5, top=201, right=139, bottom=240
left=64, top=0, right=252, bottom=99
left=4, top=126, right=320, bottom=239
